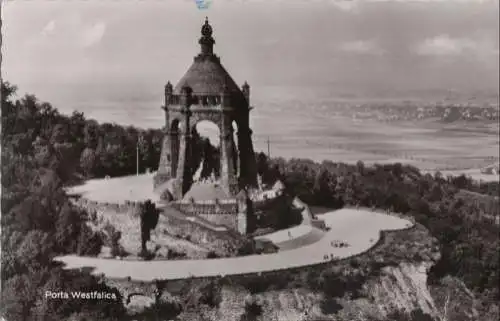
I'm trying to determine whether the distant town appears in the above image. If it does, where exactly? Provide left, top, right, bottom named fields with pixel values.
left=345, top=102, right=499, bottom=122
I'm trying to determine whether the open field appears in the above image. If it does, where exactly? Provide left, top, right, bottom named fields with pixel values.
left=67, top=95, right=499, bottom=173
left=243, top=109, right=499, bottom=171
left=271, top=117, right=499, bottom=171
left=54, top=209, right=413, bottom=281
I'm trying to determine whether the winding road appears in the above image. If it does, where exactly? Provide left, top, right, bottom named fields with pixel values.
left=54, top=209, right=413, bottom=281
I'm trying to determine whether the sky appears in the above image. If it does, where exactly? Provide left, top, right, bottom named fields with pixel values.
left=2, top=0, right=499, bottom=112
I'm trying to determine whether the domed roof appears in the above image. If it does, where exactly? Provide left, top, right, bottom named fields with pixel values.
left=173, top=18, right=243, bottom=95
left=174, top=60, right=241, bottom=95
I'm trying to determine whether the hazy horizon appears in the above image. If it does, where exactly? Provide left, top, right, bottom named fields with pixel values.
left=1, top=0, right=498, bottom=177
left=3, top=0, right=499, bottom=119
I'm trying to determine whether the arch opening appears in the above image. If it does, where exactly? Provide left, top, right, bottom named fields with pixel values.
left=232, top=120, right=239, bottom=180
left=190, top=120, right=221, bottom=183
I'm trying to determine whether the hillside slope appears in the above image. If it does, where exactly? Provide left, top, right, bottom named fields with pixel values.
left=152, top=220, right=496, bottom=321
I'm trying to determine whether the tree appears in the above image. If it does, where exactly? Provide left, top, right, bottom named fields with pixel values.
left=240, top=297, right=263, bottom=321
left=199, top=280, right=222, bottom=308
left=256, top=152, right=269, bottom=177
left=1, top=82, right=127, bottom=321
left=15, top=230, right=54, bottom=270
left=50, top=124, right=68, bottom=145
left=80, top=147, right=98, bottom=177
left=1, top=274, right=38, bottom=321
left=139, top=200, right=160, bottom=253
left=77, top=225, right=104, bottom=256
left=313, top=168, right=335, bottom=206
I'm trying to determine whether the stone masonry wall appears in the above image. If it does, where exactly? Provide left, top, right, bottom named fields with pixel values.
left=161, top=213, right=243, bottom=255
left=73, top=197, right=142, bottom=218
left=198, top=213, right=238, bottom=231
left=172, top=200, right=238, bottom=216
left=171, top=195, right=282, bottom=232
left=72, top=196, right=244, bottom=256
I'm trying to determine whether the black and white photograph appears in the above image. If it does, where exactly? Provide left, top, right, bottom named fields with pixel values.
left=1, top=0, right=499, bottom=320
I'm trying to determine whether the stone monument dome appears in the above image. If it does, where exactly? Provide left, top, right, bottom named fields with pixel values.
left=155, top=18, right=258, bottom=201
left=173, top=17, right=243, bottom=97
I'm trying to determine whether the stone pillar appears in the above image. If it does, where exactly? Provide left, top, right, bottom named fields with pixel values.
left=154, top=114, right=172, bottom=188
left=220, top=123, right=238, bottom=196
left=237, top=125, right=258, bottom=188
left=172, top=85, right=193, bottom=199
left=237, top=82, right=257, bottom=188
left=154, top=129, right=172, bottom=189
left=237, top=212, right=247, bottom=235
left=220, top=86, right=238, bottom=196
left=236, top=191, right=248, bottom=235
left=154, top=81, right=174, bottom=189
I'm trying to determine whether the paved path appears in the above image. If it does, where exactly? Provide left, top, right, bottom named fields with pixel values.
left=255, top=224, right=315, bottom=244
left=256, top=225, right=325, bottom=251
left=54, top=209, right=413, bottom=281
left=67, top=173, right=160, bottom=204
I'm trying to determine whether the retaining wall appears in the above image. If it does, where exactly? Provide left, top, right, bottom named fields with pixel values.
left=170, top=193, right=283, bottom=231
left=172, top=201, right=239, bottom=216
left=73, top=197, right=142, bottom=218
left=72, top=196, right=243, bottom=256
left=160, top=212, right=243, bottom=255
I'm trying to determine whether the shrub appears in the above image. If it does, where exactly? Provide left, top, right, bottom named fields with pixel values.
left=76, top=226, right=104, bottom=256
left=320, top=297, right=343, bottom=314
left=206, top=251, right=219, bottom=259
left=137, top=300, right=182, bottom=320
left=243, top=297, right=263, bottom=318
left=237, top=238, right=258, bottom=256
left=199, top=281, right=222, bottom=308
left=167, top=249, right=187, bottom=259
left=242, top=276, right=271, bottom=294
left=350, top=257, right=361, bottom=268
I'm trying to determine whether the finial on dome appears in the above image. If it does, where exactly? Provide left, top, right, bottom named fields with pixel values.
left=201, top=17, right=213, bottom=37
left=198, top=18, right=215, bottom=56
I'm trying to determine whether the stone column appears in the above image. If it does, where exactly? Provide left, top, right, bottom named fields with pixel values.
left=154, top=81, right=173, bottom=189
left=154, top=105, right=172, bottom=188
left=237, top=125, right=258, bottom=188
left=220, top=120, right=238, bottom=196
left=173, top=115, right=194, bottom=198
left=171, top=85, right=193, bottom=199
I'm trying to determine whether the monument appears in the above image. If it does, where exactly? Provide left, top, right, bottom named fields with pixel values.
left=153, top=18, right=281, bottom=234
left=154, top=18, right=258, bottom=201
